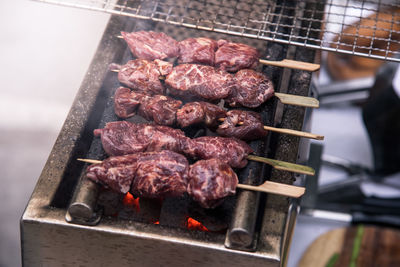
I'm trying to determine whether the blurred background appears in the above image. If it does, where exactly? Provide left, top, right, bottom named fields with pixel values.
left=0, top=1, right=110, bottom=266
left=1, top=0, right=399, bottom=266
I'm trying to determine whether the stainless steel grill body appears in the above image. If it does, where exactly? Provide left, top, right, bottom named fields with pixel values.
left=21, top=2, right=319, bottom=265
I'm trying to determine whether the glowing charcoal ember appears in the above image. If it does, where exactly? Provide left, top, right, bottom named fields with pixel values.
left=123, top=192, right=140, bottom=213
left=186, top=217, right=209, bottom=232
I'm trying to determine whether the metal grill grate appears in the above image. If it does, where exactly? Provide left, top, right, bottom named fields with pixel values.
left=33, top=0, right=400, bottom=61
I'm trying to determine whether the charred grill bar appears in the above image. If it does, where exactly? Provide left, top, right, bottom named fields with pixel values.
left=21, top=1, right=322, bottom=266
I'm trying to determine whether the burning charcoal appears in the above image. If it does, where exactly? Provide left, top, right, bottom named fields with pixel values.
left=119, top=196, right=162, bottom=224
left=159, top=195, right=191, bottom=229
left=187, top=200, right=235, bottom=232
left=97, top=188, right=124, bottom=216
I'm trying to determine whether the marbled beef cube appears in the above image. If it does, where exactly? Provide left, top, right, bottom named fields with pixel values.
left=121, top=31, right=179, bottom=60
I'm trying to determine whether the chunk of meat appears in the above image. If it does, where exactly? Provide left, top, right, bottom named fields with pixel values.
left=215, top=40, right=259, bottom=72
left=114, top=87, right=146, bottom=118
left=178, top=37, right=218, bottom=65
left=131, top=151, right=189, bottom=198
left=86, top=151, right=189, bottom=198
left=115, top=59, right=173, bottom=95
left=165, top=64, right=235, bottom=100
left=216, top=110, right=268, bottom=140
left=138, top=95, right=182, bottom=125
left=94, top=121, right=189, bottom=156
left=86, top=153, right=140, bottom=194
left=121, top=31, right=179, bottom=60
left=226, top=69, right=275, bottom=108
left=187, top=158, right=238, bottom=208
left=183, top=136, right=253, bottom=168
left=176, top=101, right=226, bottom=128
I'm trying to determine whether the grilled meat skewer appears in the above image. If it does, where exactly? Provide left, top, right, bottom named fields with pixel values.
left=81, top=154, right=305, bottom=208
left=114, top=87, right=323, bottom=140
left=111, top=59, right=273, bottom=107
left=120, top=31, right=319, bottom=72
left=94, top=121, right=252, bottom=168
left=94, top=121, right=315, bottom=175
left=86, top=152, right=237, bottom=209
left=111, top=59, right=318, bottom=108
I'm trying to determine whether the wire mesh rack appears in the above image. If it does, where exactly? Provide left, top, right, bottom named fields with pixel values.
left=34, top=0, right=400, bottom=62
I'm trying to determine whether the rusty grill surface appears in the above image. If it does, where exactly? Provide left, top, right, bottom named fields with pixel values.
left=21, top=1, right=319, bottom=266
left=32, top=0, right=400, bottom=62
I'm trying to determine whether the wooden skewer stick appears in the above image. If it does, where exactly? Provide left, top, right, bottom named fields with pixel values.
left=218, top=118, right=323, bottom=140
left=236, top=181, right=305, bottom=198
left=78, top=153, right=315, bottom=176
left=259, top=59, right=320, bottom=72
left=246, top=155, right=315, bottom=176
left=77, top=158, right=305, bottom=198
left=274, top=92, right=319, bottom=108
left=77, top=158, right=102, bottom=164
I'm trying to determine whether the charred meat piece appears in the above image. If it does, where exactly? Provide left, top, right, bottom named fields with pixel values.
left=114, top=88, right=182, bottom=123
left=187, top=158, right=238, bottom=208
left=226, top=69, right=275, bottom=108
left=130, top=151, right=189, bottom=198
left=217, top=110, right=268, bottom=140
left=165, top=64, right=235, bottom=100
left=86, top=151, right=189, bottom=198
left=183, top=136, right=253, bottom=168
left=94, top=121, right=189, bottom=156
left=215, top=40, right=259, bottom=72
left=113, top=59, right=173, bottom=95
left=138, top=94, right=182, bottom=125
left=121, top=31, right=179, bottom=60
left=178, top=37, right=218, bottom=65
left=176, top=101, right=226, bottom=128
left=114, top=87, right=146, bottom=118
left=86, top=153, right=140, bottom=194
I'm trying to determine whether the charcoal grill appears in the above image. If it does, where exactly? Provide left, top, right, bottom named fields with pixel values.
left=21, top=1, right=323, bottom=266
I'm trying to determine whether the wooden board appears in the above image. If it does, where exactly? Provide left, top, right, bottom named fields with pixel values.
left=298, top=225, right=400, bottom=267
